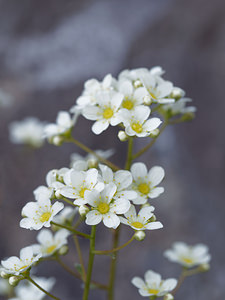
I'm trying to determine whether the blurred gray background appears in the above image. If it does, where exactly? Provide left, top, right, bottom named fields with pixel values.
left=0, top=0, right=224, bottom=299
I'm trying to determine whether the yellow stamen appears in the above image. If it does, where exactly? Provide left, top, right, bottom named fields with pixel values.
left=131, top=122, right=143, bottom=133
left=148, top=289, right=159, bottom=295
left=122, top=99, right=134, bottom=110
left=98, top=202, right=110, bottom=214
left=79, top=187, right=87, bottom=198
left=182, top=257, right=194, bottom=264
left=131, top=221, right=144, bottom=229
left=103, top=108, right=114, bottom=119
left=40, top=212, right=51, bottom=223
left=46, top=245, right=57, bottom=254
left=138, top=183, right=150, bottom=195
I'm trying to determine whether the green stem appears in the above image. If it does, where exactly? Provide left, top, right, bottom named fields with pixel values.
left=51, top=221, right=90, bottom=239
left=133, top=121, right=168, bottom=160
left=107, top=227, right=120, bottom=300
left=25, top=275, right=60, bottom=300
left=60, top=196, right=78, bottom=207
left=94, top=235, right=135, bottom=255
left=67, top=137, right=120, bottom=171
left=82, top=225, right=96, bottom=300
left=74, top=235, right=86, bottom=280
left=125, top=137, right=134, bottom=170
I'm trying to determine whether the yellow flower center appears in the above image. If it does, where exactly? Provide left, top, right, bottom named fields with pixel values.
left=148, top=289, right=159, bottom=295
left=122, top=99, right=134, bottom=110
left=182, top=257, right=194, bottom=264
left=131, top=122, right=143, bottom=133
left=131, top=221, right=144, bottom=229
left=79, top=187, right=87, bottom=198
left=40, top=212, right=51, bottom=223
left=138, top=183, right=150, bottom=195
left=98, top=202, right=110, bottom=214
left=18, top=265, right=28, bottom=271
left=103, top=108, right=114, bottom=119
left=148, top=91, right=157, bottom=100
left=46, top=245, right=57, bottom=254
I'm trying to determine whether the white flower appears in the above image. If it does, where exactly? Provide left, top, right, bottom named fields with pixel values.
left=20, top=198, right=64, bottom=230
left=82, top=91, right=123, bottom=134
left=130, top=163, right=165, bottom=204
left=9, top=276, right=55, bottom=300
left=1, top=246, right=41, bottom=276
left=162, top=98, right=196, bottom=115
left=132, top=270, right=177, bottom=297
left=117, top=79, right=148, bottom=111
left=98, top=164, right=137, bottom=201
left=85, top=183, right=130, bottom=229
left=43, top=111, right=77, bottom=139
left=71, top=74, right=117, bottom=112
left=9, top=117, right=45, bottom=147
left=53, top=206, right=78, bottom=225
left=119, top=106, right=161, bottom=137
left=164, top=242, right=211, bottom=268
left=61, top=168, right=104, bottom=205
left=119, top=205, right=163, bottom=231
left=140, top=72, right=174, bottom=104
left=70, top=149, right=114, bottom=170
left=32, top=229, right=70, bottom=257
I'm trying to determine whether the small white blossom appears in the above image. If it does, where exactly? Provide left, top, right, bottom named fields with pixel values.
left=119, top=106, right=161, bottom=137
left=70, top=149, right=114, bottom=170
left=162, top=98, right=196, bottom=115
left=32, top=229, right=70, bottom=257
left=9, top=117, right=45, bottom=147
left=1, top=247, right=41, bottom=276
left=131, top=163, right=165, bottom=204
left=9, top=276, right=55, bottom=300
left=85, top=183, right=130, bottom=229
left=164, top=242, right=211, bottom=268
left=61, top=168, right=104, bottom=205
left=132, top=270, right=177, bottom=297
left=117, top=79, right=148, bottom=111
left=71, top=74, right=117, bottom=112
left=20, top=198, right=64, bottom=230
left=43, top=111, right=77, bottom=139
left=98, top=164, right=137, bottom=201
left=82, top=91, right=123, bottom=134
left=53, top=206, right=78, bottom=225
left=119, top=205, right=163, bottom=231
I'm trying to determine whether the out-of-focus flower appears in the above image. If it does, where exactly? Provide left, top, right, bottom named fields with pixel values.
left=32, top=229, right=70, bottom=257
left=9, top=276, right=55, bottom=300
left=9, top=117, right=45, bottom=148
left=164, top=242, right=211, bottom=268
left=0, top=278, right=11, bottom=296
left=132, top=270, right=177, bottom=297
left=162, top=98, right=196, bottom=115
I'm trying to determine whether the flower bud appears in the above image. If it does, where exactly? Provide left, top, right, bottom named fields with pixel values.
left=118, top=131, right=128, bottom=142
left=170, top=87, right=185, bottom=100
left=143, top=95, right=152, bottom=106
left=9, top=276, right=22, bottom=286
left=149, top=214, right=156, bottom=222
left=55, top=190, right=62, bottom=199
left=134, top=230, right=146, bottom=241
left=87, top=158, right=98, bottom=169
left=79, top=205, right=90, bottom=218
left=164, top=293, right=174, bottom=300
left=181, top=112, right=195, bottom=122
left=199, top=263, right=210, bottom=272
left=149, top=129, right=160, bottom=138
left=52, top=136, right=63, bottom=146
left=58, top=245, right=69, bottom=256
left=134, top=80, right=142, bottom=88
left=0, top=271, right=11, bottom=279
